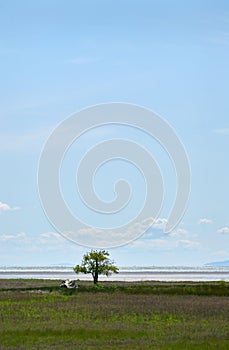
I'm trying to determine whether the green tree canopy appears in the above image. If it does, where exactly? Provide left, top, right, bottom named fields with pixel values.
left=73, top=250, right=119, bottom=284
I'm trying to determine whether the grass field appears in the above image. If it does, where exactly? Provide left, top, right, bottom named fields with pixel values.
left=0, top=279, right=228, bottom=349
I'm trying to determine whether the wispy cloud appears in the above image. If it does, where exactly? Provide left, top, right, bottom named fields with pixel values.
left=132, top=238, right=177, bottom=250
left=211, top=250, right=228, bottom=258
left=131, top=237, right=200, bottom=251
left=39, top=231, right=66, bottom=242
left=213, top=128, right=229, bottom=135
left=0, top=128, right=52, bottom=152
left=70, top=216, right=197, bottom=251
left=198, top=218, right=213, bottom=224
left=64, top=217, right=170, bottom=247
left=210, top=31, right=229, bottom=46
left=0, top=202, right=21, bottom=212
left=0, top=232, right=26, bottom=241
left=152, top=218, right=168, bottom=229
left=66, top=56, right=100, bottom=65
left=179, top=239, right=200, bottom=249
left=170, top=228, right=189, bottom=237
left=217, top=227, right=229, bottom=234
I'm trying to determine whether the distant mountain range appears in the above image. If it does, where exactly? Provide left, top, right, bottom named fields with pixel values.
left=205, top=260, right=229, bottom=266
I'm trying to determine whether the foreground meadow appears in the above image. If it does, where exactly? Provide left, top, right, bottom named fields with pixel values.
left=0, top=280, right=228, bottom=349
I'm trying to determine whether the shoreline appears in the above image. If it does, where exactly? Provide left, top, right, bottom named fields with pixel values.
left=1, top=266, right=229, bottom=282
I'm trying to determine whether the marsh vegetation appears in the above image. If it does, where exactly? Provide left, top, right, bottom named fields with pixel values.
left=0, top=279, right=228, bottom=349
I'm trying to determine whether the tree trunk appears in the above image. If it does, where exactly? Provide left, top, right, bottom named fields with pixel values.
left=93, top=258, right=99, bottom=284
left=94, top=271, right=98, bottom=284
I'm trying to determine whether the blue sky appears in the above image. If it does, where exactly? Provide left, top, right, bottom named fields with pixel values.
left=0, top=0, right=229, bottom=266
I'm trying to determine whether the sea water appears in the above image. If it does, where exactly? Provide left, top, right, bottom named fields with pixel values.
left=0, top=266, right=228, bottom=281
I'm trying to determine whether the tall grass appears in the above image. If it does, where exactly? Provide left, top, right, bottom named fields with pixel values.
left=0, top=280, right=228, bottom=349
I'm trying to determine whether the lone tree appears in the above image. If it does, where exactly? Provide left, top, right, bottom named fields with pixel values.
left=73, top=250, right=119, bottom=284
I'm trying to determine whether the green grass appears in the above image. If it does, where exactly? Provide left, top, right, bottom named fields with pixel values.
left=0, top=279, right=228, bottom=349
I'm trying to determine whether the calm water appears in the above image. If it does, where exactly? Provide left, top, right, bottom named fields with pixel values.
left=0, top=266, right=229, bottom=281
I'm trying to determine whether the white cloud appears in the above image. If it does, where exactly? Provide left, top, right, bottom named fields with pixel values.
left=217, top=227, right=229, bottom=234
left=152, top=218, right=168, bottom=229
left=64, top=217, right=169, bottom=247
left=170, top=228, right=189, bottom=236
left=179, top=239, right=200, bottom=249
left=66, top=227, right=132, bottom=247
left=198, top=218, right=213, bottom=224
left=140, top=217, right=168, bottom=231
left=130, top=235, right=200, bottom=251
left=40, top=232, right=62, bottom=239
left=0, top=201, right=21, bottom=212
left=131, top=238, right=178, bottom=251
left=0, top=232, right=26, bottom=241
left=39, top=232, right=66, bottom=243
